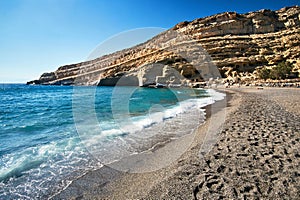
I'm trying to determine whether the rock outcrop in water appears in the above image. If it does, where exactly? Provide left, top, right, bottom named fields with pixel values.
left=27, top=6, right=300, bottom=86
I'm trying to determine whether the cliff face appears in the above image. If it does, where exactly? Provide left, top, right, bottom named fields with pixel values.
left=28, top=6, right=300, bottom=86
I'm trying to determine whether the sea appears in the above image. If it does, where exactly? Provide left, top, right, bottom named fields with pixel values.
left=0, top=84, right=225, bottom=199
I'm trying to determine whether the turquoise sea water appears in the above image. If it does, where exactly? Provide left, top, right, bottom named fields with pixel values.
left=0, top=84, right=224, bottom=199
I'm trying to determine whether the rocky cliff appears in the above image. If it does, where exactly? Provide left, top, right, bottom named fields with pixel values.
left=28, top=6, right=300, bottom=86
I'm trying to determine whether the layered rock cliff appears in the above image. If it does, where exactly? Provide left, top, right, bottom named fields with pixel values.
left=28, top=6, right=300, bottom=86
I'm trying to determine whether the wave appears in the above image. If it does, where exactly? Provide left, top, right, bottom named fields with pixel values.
left=0, top=143, right=55, bottom=182
left=0, top=87, right=225, bottom=199
left=80, top=89, right=225, bottom=165
left=0, top=138, right=102, bottom=199
left=0, top=156, right=44, bottom=182
left=100, top=89, right=225, bottom=137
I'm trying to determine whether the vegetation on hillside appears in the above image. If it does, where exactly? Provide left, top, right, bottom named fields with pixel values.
left=257, top=61, right=296, bottom=80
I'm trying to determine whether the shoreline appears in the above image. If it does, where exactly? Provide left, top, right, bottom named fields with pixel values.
left=52, top=90, right=233, bottom=199
left=53, top=88, right=299, bottom=199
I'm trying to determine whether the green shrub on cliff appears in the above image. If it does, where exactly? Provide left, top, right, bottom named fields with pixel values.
left=258, top=61, right=293, bottom=80
left=271, top=61, right=293, bottom=80
left=257, top=67, right=271, bottom=80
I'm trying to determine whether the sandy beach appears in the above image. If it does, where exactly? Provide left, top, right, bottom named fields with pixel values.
left=54, top=88, right=299, bottom=199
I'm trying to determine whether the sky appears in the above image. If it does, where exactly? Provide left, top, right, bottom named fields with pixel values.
left=0, top=0, right=299, bottom=83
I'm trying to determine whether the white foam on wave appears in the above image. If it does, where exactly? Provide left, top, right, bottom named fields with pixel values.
left=83, top=89, right=226, bottom=167
left=71, top=89, right=226, bottom=148
left=117, top=89, right=225, bottom=135
left=0, top=134, right=103, bottom=199
left=206, top=89, right=226, bottom=101
left=81, top=89, right=226, bottom=160
left=0, top=143, right=56, bottom=182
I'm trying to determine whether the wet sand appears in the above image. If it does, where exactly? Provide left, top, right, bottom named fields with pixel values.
left=53, top=88, right=299, bottom=199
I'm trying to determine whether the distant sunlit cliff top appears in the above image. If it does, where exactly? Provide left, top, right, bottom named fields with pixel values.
left=28, top=6, right=300, bottom=86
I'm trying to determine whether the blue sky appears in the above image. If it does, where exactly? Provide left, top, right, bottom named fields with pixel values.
left=0, top=0, right=299, bottom=83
